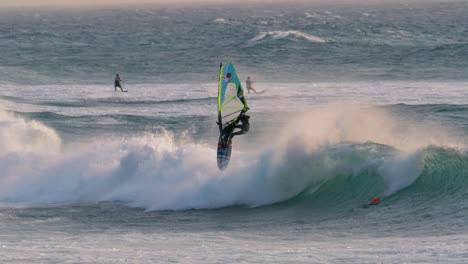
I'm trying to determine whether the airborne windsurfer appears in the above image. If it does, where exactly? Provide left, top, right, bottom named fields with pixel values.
left=216, top=59, right=250, bottom=170
left=221, top=109, right=250, bottom=144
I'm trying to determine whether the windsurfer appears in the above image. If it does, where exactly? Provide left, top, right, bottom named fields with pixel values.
left=221, top=110, right=250, bottom=144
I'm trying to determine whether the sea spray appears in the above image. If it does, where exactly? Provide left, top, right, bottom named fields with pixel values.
left=0, top=108, right=61, bottom=153
left=0, top=103, right=466, bottom=211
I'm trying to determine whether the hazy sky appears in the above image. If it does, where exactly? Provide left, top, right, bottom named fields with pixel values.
left=0, top=0, right=283, bottom=7
left=0, top=0, right=452, bottom=8
left=0, top=0, right=170, bottom=7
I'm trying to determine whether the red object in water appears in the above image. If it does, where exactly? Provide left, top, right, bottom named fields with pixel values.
left=226, top=73, right=231, bottom=78
left=371, top=197, right=379, bottom=205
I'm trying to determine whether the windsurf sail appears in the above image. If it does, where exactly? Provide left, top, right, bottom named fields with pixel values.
left=217, top=59, right=248, bottom=132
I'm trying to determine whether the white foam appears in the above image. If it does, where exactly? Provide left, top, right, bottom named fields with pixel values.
left=304, top=12, right=316, bottom=18
left=251, top=30, right=328, bottom=43
left=0, top=108, right=60, bottom=154
left=213, top=18, right=227, bottom=24
left=0, top=103, right=462, bottom=210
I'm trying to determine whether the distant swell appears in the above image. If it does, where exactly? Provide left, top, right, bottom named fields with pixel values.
left=27, top=96, right=217, bottom=108
left=17, top=111, right=193, bottom=126
left=251, top=30, right=328, bottom=43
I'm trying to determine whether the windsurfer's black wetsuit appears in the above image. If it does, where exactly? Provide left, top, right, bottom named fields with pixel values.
left=232, top=113, right=250, bottom=136
left=222, top=112, right=250, bottom=144
left=114, top=75, right=124, bottom=92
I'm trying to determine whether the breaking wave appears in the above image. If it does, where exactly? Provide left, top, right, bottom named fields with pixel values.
left=213, top=18, right=230, bottom=24
left=0, top=104, right=466, bottom=212
left=251, top=30, right=329, bottom=43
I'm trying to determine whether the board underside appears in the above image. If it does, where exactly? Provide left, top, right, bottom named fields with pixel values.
left=217, top=137, right=232, bottom=170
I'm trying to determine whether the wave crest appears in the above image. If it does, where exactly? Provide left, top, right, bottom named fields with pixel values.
left=0, top=104, right=466, bottom=212
left=213, top=18, right=228, bottom=24
left=251, top=30, right=328, bottom=43
left=0, top=107, right=60, bottom=153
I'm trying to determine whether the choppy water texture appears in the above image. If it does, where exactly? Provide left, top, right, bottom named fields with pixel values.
left=1, top=2, right=468, bottom=264
left=1, top=2, right=468, bottom=84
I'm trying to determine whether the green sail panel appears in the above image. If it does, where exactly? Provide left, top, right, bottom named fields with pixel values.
left=217, top=59, right=247, bottom=130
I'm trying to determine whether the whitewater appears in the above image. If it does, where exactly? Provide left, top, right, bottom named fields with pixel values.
left=1, top=81, right=468, bottom=263
left=1, top=2, right=468, bottom=263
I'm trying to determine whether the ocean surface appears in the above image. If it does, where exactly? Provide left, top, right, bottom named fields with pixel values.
left=1, top=2, right=468, bottom=263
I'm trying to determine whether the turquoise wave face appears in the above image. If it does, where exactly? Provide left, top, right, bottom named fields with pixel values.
left=1, top=2, right=468, bottom=84
left=277, top=145, right=468, bottom=207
